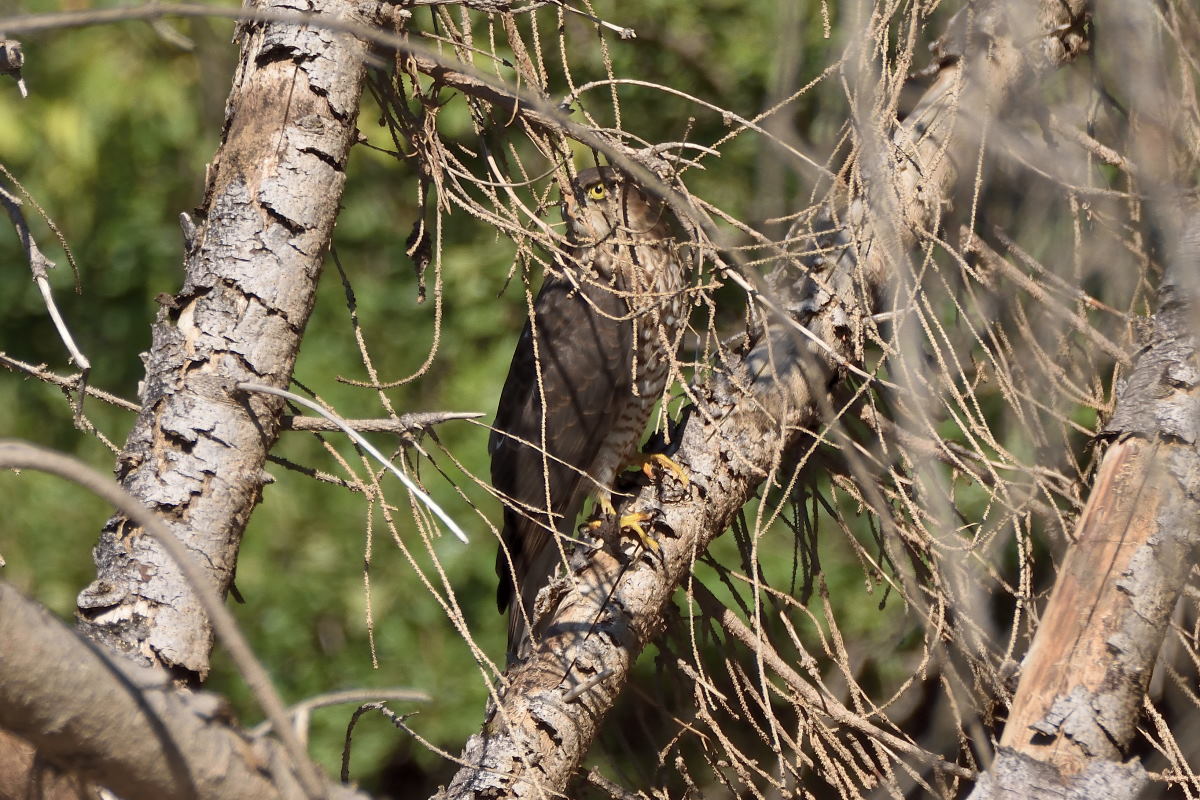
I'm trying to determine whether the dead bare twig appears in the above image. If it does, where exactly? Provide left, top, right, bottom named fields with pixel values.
left=0, top=178, right=91, bottom=423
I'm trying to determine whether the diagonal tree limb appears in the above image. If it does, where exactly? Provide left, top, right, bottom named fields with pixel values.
left=0, top=581, right=366, bottom=800
left=436, top=2, right=1089, bottom=797
left=0, top=439, right=327, bottom=796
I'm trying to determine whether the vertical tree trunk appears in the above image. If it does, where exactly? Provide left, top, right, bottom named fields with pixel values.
left=74, top=0, right=371, bottom=683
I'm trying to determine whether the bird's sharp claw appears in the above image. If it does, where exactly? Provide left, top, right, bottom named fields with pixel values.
left=638, top=452, right=690, bottom=486
left=619, top=511, right=658, bottom=551
left=588, top=502, right=659, bottom=551
left=587, top=495, right=618, bottom=531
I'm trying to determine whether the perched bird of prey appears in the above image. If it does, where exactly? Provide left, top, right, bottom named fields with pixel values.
left=490, top=165, right=690, bottom=663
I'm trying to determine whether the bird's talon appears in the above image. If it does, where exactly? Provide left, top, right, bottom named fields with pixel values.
left=587, top=495, right=618, bottom=531
left=619, top=511, right=659, bottom=551
left=637, top=453, right=690, bottom=486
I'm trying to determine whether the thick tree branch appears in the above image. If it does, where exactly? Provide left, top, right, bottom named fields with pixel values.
left=969, top=258, right=1197, bottom=798
left=0, top=582, right=366, bottom=800
left=0, top=440, right=328, bottom=794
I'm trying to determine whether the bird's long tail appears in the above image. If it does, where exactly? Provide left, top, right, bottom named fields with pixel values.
left=496, top=507, right=568, bottom=665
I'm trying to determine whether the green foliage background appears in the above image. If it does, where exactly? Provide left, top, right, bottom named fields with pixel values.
left=0, top=1, right=962, bottom=795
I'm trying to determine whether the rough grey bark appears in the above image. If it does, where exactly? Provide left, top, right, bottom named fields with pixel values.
left=968, top=749, right=1147, bottom=799
left=435, top=2, right=1088, bottom=797
left=74, top=0, right=371, bottom=682
left=0, top=582, right=367, bottom=800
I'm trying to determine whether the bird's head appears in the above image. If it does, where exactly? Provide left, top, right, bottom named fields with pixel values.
left=561, top=166, right=666, bottom=245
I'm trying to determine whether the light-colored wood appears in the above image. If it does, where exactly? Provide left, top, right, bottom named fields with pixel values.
left=999, top=438, right=1160, bottom=771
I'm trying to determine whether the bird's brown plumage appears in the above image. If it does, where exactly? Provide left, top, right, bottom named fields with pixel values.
left=490, top=166, right=688, bottom=662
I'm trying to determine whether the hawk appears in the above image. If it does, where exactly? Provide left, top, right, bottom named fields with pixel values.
left=490, top=165, right=690, bottom=662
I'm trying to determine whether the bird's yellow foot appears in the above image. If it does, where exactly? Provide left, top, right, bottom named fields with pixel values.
left=586, top=495, right=617, bottom=531
left=619, top=511, right=658, bottom=551
left=636, top=452, right=690, bottom=486
left=587, top=497, right=659, bottom=551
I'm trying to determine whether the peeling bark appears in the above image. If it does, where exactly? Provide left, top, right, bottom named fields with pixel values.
left=978, top=275, right=1200, bottom=791
left=968, top=748, right=1147, bottom=799
left=74, top=0, right=371, bottom=682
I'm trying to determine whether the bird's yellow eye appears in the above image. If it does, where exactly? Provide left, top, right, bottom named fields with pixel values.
left=586, top=183, right=607, bottom=200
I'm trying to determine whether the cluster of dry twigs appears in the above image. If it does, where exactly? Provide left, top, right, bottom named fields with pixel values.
left=4, top=0, right=1200, bottom=798
left=356, top=2, right=1200, bottom=797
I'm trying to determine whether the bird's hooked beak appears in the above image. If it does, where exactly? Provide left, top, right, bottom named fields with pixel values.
left=560, top=183, right=605, bottom=243
left=559, top=181, right=585, bottom=224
